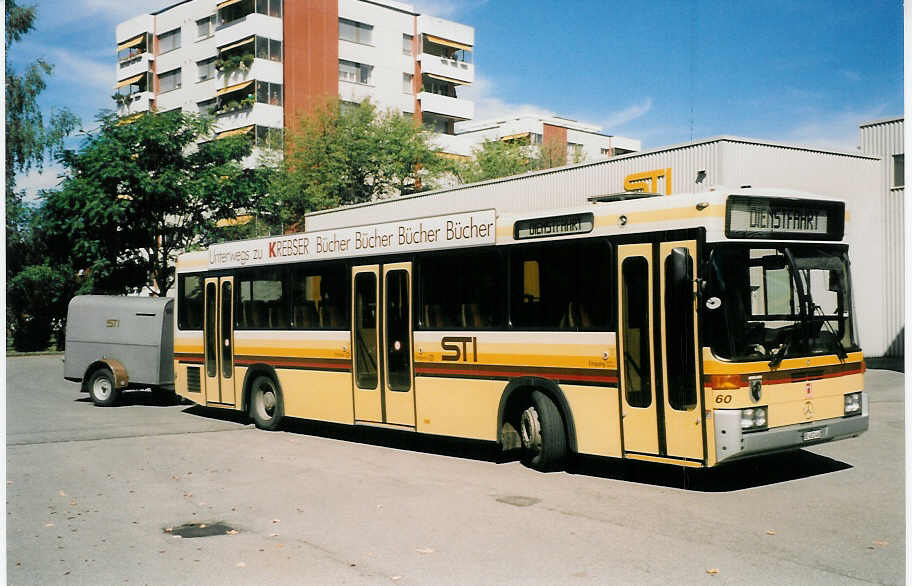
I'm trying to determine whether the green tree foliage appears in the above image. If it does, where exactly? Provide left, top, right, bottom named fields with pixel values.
left=454, top=139, right=538, bottom=184
left=5, top=0, right=79, bottom=276
left=277, top=99, right=452, bottom=225
left=37, top=110, right=268, bottom=298
left=455, top=136, right=589, bottom=185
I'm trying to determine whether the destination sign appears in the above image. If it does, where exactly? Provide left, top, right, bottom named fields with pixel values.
left=208, top=209, right=496, bottom=269
left=514, top=212, right=594, bottom=240
left=726, top=196, right=844, bottom=241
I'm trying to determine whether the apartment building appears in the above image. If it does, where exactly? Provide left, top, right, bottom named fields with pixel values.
left=438, top=115, right=641, bottom=162
left=114, top=0, right=474, bottom=157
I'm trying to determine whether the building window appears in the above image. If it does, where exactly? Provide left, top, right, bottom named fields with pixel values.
left=255, top=125, right=283, bottom=148
left=402, top=73, right=413, bottom=94
left=197, top=58, right=216, bottom=82
left=197, top=15, right=215, bottom=39
left=893, top=153, right=904, bottom=188
left=339, top=18, right=373, bottom=45
left=600, top=147, right=614, bottom=157
left=158, top=68, right=182, bottom=93
left=422, top=76, right=456, bottom=97
left=339, top=60, right=372, bottom=85
left=254, top=36, right=282, bottom=62
left=198, top=98, right=216, bottom=115
left=158, top=28, right=181, bottom=54
left=403, top=34, right=413, bottom=55
left=255, top=0, right=282, bottom=18
left=255, top=81, right=283, bottom=106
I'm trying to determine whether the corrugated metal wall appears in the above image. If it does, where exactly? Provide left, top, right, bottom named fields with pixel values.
left=860, top=118, right=904, bottom=359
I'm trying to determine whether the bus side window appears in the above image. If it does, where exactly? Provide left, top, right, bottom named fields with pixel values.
left=621, top=256, right=652, bottom=407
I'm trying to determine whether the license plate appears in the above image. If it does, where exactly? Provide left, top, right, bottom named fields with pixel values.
left=803, top=428, right=825, bottom=441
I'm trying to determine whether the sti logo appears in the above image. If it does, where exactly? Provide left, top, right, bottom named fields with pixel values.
left=106, top=319, right=120, bottom=328
left=624, top=168, right=673, bottom=195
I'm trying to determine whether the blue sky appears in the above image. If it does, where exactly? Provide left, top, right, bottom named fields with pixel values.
left=10, top=0, right=903, bottom=196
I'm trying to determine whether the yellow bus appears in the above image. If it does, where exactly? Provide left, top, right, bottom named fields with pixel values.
left=173, top=188, right=867, bottom=470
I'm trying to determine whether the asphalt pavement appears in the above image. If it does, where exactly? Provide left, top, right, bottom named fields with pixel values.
left=5, top=355, right=905, bottom=585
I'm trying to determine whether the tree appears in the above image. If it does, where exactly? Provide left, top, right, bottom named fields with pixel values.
left=456, top=137, right=589, bottom=185
left=6, top=1, right=79, bottom=275
left=277, top=99, right=452, bottom=225
left=454, top=139, right=538, bottom=184
left=38, top=110, right=270, bottom=297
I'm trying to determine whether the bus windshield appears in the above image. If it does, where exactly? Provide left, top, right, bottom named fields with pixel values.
left=702, top=244, right=857, bottom=363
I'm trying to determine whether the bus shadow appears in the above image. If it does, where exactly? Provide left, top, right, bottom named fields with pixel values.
left=176, top=407, right=852, bottom=489
left=282, top=419, right=509, bottom=464
left=180, top=407, right=508, bottom=463
left=567, top=450, right=853, bottom=492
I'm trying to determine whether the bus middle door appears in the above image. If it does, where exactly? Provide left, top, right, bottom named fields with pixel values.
left=351, top=263, right=416, bottom=428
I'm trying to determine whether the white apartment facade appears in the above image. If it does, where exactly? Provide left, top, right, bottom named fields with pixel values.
left=438, top=115, right=641, bottom=162
left=114, top=0, right=474, bottom=155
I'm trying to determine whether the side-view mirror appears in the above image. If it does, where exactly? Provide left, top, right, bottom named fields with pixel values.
left=669, top=247, right=693, bottom=286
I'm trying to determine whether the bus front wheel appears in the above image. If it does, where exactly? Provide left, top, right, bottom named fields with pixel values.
left=249, top=375, right=284, bottom=431
left=519, top=390, right=567, bottom=471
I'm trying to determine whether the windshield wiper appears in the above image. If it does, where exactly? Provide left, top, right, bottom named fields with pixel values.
left=812, top=303, right=848, bottom=360
left=769, top=326, right=798, bottom=368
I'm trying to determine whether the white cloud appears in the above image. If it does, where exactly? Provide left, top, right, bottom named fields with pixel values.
left=15, top=164, right=69, bottom=203
left=38, top=0, right=165, bottom=29
left=782, top=105, right=889, bottom=152
left=46, top=48, right=113, bottom=90
left=601, top=98, right=654, bottom=131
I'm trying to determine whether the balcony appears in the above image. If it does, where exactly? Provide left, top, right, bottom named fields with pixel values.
left=215, top=10, right=282, bottom=46
left=338, top=79, right=374, bottom=104
left=418, top=92, right=473, bottom=121
left=215, top=102, right=283, bottom=133
left=217, top=56, right=283, bottom=87
left=115, top=92, right=153, bottom=116
left=420, top=54, right=473, bottom=85
left=117, top=52, right=153, bottom=83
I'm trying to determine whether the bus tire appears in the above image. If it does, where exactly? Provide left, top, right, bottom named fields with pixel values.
left=249, top=375, right=284, bottom=431
left=519, top=390, right=567, bottom=471
left=88, top=368, right=120, bottom=407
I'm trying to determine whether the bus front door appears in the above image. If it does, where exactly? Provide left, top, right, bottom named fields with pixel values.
left=617, top=241, right=703, bottom=464
left=351, top=263, right=416, bottom=428
left=203, top=276, right=236, bottom=407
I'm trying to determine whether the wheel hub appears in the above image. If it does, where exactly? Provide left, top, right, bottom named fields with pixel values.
left=93, top=377, right=112, bottom=400
left=520, top=406, right=542, bottom=453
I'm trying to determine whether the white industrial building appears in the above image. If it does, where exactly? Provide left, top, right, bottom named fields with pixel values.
left=307, top=134, right=899, bottom=359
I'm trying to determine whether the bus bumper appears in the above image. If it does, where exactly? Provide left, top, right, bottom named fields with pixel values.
left=714, top=395, right=869, bottom=465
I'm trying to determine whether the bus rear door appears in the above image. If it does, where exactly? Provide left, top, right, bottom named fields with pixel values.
left=203, top=276, right=236, bottom=407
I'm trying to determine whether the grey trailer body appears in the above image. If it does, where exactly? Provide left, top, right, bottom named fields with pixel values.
left=64, top=295, right=174, bottom=405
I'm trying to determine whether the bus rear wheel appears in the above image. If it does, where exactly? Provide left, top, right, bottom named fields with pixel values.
left=519, top=390, right=567, bottom=471
left=249, top=375, right=284, bottom=431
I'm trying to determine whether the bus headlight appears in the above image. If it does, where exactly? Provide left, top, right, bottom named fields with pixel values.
left=844, top=392, right=862, bottom=416
left=740, top=406, right=768, bottom=432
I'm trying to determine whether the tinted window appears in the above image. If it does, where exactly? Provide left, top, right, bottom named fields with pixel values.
left=419, top=249, right=504, bottom=329
left=621, top=256, right=651, bottom=408
left=509, top=240, right=611, bottom=330
left=237, top=268, right=289, bottom=329
left=178, top=275, right=204, bottom=330
left=290, top=265, right=349, bottom=329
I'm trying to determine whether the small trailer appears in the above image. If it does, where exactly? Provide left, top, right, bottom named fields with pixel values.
left=64, top=295, right=175, bottom=406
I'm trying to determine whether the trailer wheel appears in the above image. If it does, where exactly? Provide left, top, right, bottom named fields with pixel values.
left=519, top=390, right=567, bottom=471
left=88, top=368, right=120, bottom=407
left=249, top=375, right=283, bottom=431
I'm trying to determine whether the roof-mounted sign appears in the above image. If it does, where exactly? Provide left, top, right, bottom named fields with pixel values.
left=514, top=212, right=594, bottom=240
left=207, top=209, right=496, bottom=270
